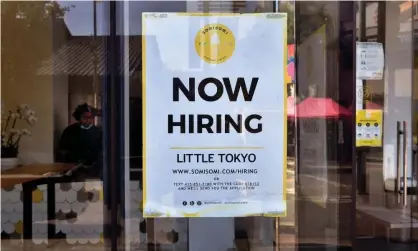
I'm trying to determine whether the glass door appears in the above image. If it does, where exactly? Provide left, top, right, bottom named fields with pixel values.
left=293, top=1, right=357, bottom=250
left=111, top=1, right=352, bottom=251
left=355, top=1, right=418, bottom=250
left=117, top=1, right=359, bottom=251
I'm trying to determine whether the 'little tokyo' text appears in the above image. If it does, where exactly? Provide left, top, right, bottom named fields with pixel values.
left=176, top=153, right=256, bottom=163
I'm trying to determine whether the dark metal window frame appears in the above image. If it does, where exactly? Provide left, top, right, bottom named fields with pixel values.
left=102, top=1, right=126, bottom=250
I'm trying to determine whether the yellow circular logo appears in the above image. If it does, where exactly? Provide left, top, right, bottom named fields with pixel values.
left=195, top=23, right=235, bottom=64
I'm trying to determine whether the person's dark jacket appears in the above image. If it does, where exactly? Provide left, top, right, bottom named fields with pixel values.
left=58, top=123, right=102, bottom=167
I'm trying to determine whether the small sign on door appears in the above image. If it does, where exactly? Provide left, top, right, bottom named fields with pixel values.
left=356, top=42, right=384, bottom=80
left=356, top=109, right=383, bottom=147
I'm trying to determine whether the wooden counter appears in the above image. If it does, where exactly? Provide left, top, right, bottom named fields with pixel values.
left=1, top=163, right=75, bottom=188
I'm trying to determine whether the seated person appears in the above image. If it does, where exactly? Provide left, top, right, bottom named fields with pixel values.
left=56, top=103, right=102, bottom=220
left=58, top=103, right=102, bottom=178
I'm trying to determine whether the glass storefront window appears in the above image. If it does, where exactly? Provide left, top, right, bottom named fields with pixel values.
left=2, top=1, right=418, bottom=251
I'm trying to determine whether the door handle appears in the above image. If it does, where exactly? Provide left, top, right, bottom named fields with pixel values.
left=402, top=121, right=408, bottom=205
left=396, top=121, right=408, bottom=205
left=396, top=121, right=401, bottom=193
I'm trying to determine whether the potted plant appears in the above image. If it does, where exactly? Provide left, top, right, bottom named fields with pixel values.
left=1, top=104, right=37, bottom=170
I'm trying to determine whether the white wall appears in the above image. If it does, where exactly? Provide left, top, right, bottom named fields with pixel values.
left=1, top=9, right=72, bottom=164
left=53, top=76, right=69, bottom=154
left=2, top=75, right=68, bottom=164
